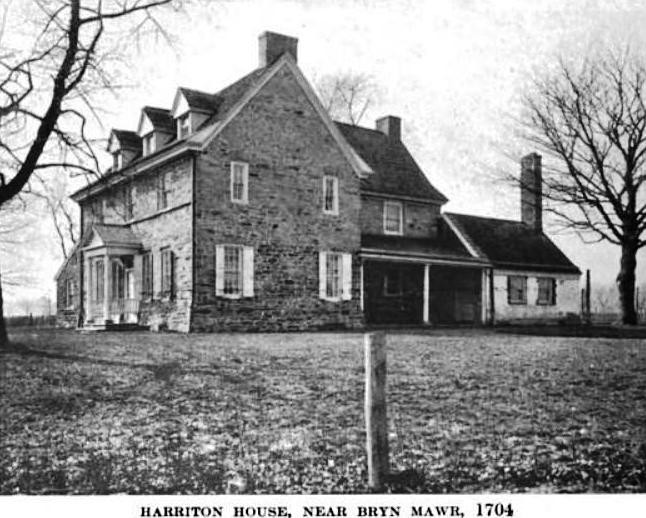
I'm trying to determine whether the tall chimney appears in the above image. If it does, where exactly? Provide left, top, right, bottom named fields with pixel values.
left=375, top=116, right=401, bottom=140
left=520, top=152, right=542, bottom=233
left=258, top=31, right=298, bottom=68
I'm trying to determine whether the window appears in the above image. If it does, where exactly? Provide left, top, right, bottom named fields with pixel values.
left=65, top=278, right=74, bottom=308
left=142, top=252, right=153, bottom=299
left=157, top=171, right=171, bottom=210
left=319, top=251, right=352, bottom=301
left=383, top=201, right=403, bottom=235
left=161, top=248, right=174, bottom=298
left=142, top=133, right=156, bottom=156
left=112, top=152, right=122, bottom=171
left=215, top=245, right=254, bottom=298
left=111, top=260, right=125, bottom=300
left=508, top=275, right=527, bottom=304
left=124, top=184, right=134, bottom=220
left=383, top=268, right=403, bottom=297
left=323, top=175, right=339, bottom=214
left=537, top=277, right=556, bottom=305
left=177, top=113, right=191, bottom=139
left=230, top=162, right=249, bottom=204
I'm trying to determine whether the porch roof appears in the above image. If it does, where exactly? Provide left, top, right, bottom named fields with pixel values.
left=86, top=224, right=142, bottom=249
left=360, top=234, right=489, bottom=265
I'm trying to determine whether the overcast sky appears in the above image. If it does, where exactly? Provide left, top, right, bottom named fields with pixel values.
left=6, top=0, right=646, bottom=312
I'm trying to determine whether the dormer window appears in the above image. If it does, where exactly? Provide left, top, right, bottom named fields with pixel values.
left=177, top=113, right=191, bottom=139
left=142, top=133, right=156, bottom=156
left=113, top=152, right=123, bottom=171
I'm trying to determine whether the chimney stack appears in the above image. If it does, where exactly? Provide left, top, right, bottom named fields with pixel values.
left=520, top=152, right=542, bottom=233
left=375, top=116, right=401, bottom=140
left=258, top=31, right=298, bottom=68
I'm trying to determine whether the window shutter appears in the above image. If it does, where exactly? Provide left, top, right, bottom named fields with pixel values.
left=342, top=253, right=352, bottom=300
left=507, top=276, right=511, bottom=304
left=170, top=251, right=175, bottom=299
left=215, top=245, right=224, bottom=296
left=552, top=278, right=557, bottom=305
left=133, top=255, right=142, bottom=299
left=243, top=246, right=254, bottom=297
left=319, top=251, right=327, bottom=299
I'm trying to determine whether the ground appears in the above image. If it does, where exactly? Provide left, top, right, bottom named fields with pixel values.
left=1, top=328, right=645, bottom=494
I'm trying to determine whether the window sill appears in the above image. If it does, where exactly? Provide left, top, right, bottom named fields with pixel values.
left=536, top=301, right=556, bottom=306
left=383, top=229, right=403, bottom=236
left=508, top=301, right=527, bottom=305
left=231, top=199, right=248, bottom=205
left=323, top=210, right=339, bottom=216
left=321, top=296, right=342, bottom=303
left=219, top=293, right=244, bottom=300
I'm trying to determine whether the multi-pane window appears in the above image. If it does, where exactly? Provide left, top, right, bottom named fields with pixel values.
left=111, top=260, right=125, bottom=300
left=142, top=252, right=153, bottom=299
left=124, top=184, right=134, bottom=220
left=215, top=245, right=254, bottom=298
left=161, top=248, right=174, bottom=298
left=157, top=172, right=171, bottom=210
left=223, top=246, right=242, bottom=296
left=323, top=175, right=338, bottom=214
left=383, top=201, right=403, bottom=235
left=537, top=277, right=556, bottom=305
left=326, top=252, right=342, bottom=299
left=230, top=162, right=249, bottom=204
left=319, top=251, right=352, bottom=302
left=177, top=113, right=190, bottom=139
left=508, top=275, right=527, bottom=304
left=142, top=133, right=155, bottom=156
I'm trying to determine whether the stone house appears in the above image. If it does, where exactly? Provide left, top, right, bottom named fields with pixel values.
left=55, top=31, right=580, bottom=331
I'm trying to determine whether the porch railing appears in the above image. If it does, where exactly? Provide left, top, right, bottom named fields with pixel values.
left=109, top=298, right=140, bottom=324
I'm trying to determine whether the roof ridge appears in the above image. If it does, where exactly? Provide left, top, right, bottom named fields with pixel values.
left=445, top=211, right=528, bottom=226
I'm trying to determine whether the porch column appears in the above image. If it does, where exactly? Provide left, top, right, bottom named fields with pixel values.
left=84, top=255, right=91, bottom=321
left=103, top=253, right=111, bottom=323
left=423, top=263, right=430, bottom=324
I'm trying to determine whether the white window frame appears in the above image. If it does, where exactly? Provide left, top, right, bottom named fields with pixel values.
left=230, top=162, right=249, bottom=204
left=160, top=247, right=174, bottom=299
left=319, top=251, right=352, bottom=302
left=142, top=133, right=156, bottom=156
left=383, top=200, right=403, bottom=235
left=215, top=244, right=254, bottom=299
left=177, top=113, right=191, bottom=139
left=323, top=175, right=339, bottom=215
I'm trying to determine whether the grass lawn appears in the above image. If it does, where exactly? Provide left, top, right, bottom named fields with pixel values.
left=1, top=328, right=645, bottom=494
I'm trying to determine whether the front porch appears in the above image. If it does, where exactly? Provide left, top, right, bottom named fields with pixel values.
left=81, top=225, right=145, bottom=330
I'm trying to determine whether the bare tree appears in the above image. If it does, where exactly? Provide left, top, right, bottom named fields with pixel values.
left=0, top=0, right=184, bottom=347
left=519, top=51, right=646, bottom=325
left=315, top=71, right=379, bottom=125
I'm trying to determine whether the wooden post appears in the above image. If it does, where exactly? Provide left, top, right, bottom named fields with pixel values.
left=422, top=264, right=430, bottom=324
left=365, top=332, right=389, bottom=490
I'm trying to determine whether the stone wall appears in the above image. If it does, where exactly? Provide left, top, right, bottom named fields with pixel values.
left=55, top=251, right=81, bottom=328
left=192, top=65, right=363, bottom=331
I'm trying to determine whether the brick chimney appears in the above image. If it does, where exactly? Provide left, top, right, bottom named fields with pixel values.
left=259, top=31, right=298, bottom=68
left=520, top=152, right=542, bottom=233
left=376, top=116, right=401, bottom=140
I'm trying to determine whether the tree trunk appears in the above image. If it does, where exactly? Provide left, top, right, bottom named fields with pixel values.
left=617, top=241, right=638, bottom=325
left=0, top=275, right=8, bottom=348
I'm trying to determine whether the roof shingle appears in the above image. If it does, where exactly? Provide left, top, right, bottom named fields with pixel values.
left=335, top=122, right=448, bottom=202
left=444, top=213, right=580, bottom=274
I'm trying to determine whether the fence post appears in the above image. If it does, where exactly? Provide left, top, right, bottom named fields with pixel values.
left=365, top=331, right=389, bottom=491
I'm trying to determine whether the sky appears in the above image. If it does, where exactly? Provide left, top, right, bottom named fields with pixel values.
left=5, top=0, right=646, bottom=313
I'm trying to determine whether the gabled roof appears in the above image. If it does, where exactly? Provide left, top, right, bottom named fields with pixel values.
left=171, top=87, right=222, bottom=118
left=139, top=106, right=174, bottom=134
left=108, top=129, right=141, bottom=152
left=443, top=213, right=581, bottom=274
left=336, top=122, right=448, bottom=203
left=73, top=54, right=373, bottom=201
